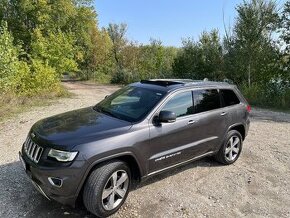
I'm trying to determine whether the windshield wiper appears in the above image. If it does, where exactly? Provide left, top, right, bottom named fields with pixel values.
left=93, top=105, right=102, bottom=112
left=94, top=106, right=121, bottom=120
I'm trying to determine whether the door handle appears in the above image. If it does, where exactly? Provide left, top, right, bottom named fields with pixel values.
left=188, top=120, right=196, bottom=125
left=221, top=112, right=227, bottom=116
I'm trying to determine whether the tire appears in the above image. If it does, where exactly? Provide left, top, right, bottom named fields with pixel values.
left=214, top=130, right=243, bottom=165
left=83, top=160, right=131, bottom=217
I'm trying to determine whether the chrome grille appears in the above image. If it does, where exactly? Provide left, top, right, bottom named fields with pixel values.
left=24, top=137, right=43, bottom=163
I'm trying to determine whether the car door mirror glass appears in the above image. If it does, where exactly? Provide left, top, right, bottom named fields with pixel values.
left=159, top=110, right=176, bottom=123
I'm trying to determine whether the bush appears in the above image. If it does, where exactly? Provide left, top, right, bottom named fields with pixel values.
left=111, top=69, right=139, bottom=84
left=0, top=22, right=64, bottom=98
left=94, top=71, right=112, bottom=84
left=5, top=59, right=61, bottom=96
left=241, top=82, right=290, bottom=109
left=0, top=21, right=21, bottom=93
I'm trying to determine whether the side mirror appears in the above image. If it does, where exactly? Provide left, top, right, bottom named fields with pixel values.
left=159, top=111, right=176, bottom=123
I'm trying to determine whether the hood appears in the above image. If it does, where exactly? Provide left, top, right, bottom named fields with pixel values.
left=31, top=107, right=132, bottom=149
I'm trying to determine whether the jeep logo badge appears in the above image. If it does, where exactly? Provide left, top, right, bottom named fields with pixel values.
left=31, top=132, right=35, bottom=138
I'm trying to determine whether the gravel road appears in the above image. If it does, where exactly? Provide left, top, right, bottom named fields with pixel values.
left=0, top=82, right=289, bottom=218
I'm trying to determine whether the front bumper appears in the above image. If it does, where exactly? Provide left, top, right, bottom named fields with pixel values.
left=19, top=151, right=87, bottom=206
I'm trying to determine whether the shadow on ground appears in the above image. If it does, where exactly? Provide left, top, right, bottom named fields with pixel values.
left=0, top=157, right=220, bottom=218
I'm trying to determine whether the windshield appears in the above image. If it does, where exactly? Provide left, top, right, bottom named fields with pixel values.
left=95, top=86, right=166, bottom=122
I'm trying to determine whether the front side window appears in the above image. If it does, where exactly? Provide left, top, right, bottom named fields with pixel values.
left=162, top=91, right=193, bottom=118
left=95, top=86, right=165, bottom=122
left=220, top=89, right=240, bottom=107
left=193, top=89, right=220, bottom=113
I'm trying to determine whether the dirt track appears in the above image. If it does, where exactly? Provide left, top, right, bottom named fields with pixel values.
left=0, top=82, right=289, bottom=218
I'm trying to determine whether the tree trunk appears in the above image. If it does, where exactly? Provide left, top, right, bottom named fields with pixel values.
left=248, top=64, right=251, bottom=88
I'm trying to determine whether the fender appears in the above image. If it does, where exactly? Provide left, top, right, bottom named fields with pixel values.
left=215, top=122, right=246, bottom=152
left=227, top=122, right=246, bottom=137
left=74, top=151, right=144, bottom=197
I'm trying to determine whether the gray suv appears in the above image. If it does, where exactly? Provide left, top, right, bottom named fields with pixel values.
left=19, top=79, right=250, bottom=217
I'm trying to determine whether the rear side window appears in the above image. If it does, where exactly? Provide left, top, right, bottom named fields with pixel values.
left=162, top=91, right=193, bottom=118
left=220, top=89, right=240, bottom=107
left=193, top=89, right=220, bottom=113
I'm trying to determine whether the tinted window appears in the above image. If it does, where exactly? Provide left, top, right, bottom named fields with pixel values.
left=162, top=91, right=193, bottom=118
left=220, top=89, right=240, bottom=106
left=96, top=86, right=165, bottom=122
left=193, top=89, right=220, bottom=113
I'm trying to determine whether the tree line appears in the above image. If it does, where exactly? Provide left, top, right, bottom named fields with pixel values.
left=0, top=0, right=289, bottom=108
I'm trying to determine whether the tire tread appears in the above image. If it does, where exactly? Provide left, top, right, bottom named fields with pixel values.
left=83, top=160, right=130, bottom=217
left=214, top=130, right=243, bottom=165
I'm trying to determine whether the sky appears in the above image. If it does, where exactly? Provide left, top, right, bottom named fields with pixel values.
left=94, top=0, right=285, bottom=47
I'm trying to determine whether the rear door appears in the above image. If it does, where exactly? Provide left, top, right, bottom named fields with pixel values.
left=219, top=89, right=246, bottom=129
left=190, top=89, right=228, bottom=153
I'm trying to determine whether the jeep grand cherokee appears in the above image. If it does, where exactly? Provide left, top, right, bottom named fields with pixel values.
left=19, top=79, right=250, bottom=217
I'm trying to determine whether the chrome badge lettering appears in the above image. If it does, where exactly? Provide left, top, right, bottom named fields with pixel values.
left=155, top=152, right=181, bottom=162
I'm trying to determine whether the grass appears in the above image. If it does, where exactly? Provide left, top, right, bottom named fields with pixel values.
left=0, top=85, right=72, bottom=122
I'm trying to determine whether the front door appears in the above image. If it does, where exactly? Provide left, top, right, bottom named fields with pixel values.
left=148, top=90, right=196, bottom=173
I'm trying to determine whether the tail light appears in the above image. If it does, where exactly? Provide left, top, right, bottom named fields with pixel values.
left=246, top=104, right=251, bottom=112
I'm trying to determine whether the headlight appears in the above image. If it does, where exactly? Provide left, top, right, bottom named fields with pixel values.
left=48, top=149, right=78, bottom=162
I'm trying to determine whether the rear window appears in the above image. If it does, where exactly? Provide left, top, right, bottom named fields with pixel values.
left=220, top=89, right=240, bottom=107
left=193, top=89, right=220, bottom=113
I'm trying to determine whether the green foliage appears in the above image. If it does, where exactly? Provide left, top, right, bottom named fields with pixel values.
left=107, top=23, right=128, bottom=70
left=110, top=38, right=177, bottom=84
left=0, top=21, right=61, bottom=96
left=0, top=0, right=99, bottom=97
left=111, top=69, right=136, bottom=84
left=138, top=39, right=176, bottom=79
left=280, top=1, right=290, bottom=81
left=173, top=30, right=223, bottom=80
left=83, top=28, right=114, bottom=80
left=0, top=0, right=289, bottom=111
left=241, top=82, right=290, bottom=109
left=31, top=29, right=78, bottom=76
left=224, top=0, right=280, bottom=86
left=0, top=21, right=21, bottom=92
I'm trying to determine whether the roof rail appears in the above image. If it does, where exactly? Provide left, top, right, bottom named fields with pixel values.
left=140, top=78, right=232, bottom=87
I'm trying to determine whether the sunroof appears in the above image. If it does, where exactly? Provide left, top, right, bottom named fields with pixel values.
left=140, top=80, right=186, bottom=87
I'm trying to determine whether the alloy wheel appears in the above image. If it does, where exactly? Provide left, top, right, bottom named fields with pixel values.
left=225, top=136, right=240, bottom=162
left=102, top=170, right=129, bottom=211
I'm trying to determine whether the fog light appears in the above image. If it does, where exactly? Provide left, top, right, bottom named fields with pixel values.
left=48, top=177, right=63, bottom=187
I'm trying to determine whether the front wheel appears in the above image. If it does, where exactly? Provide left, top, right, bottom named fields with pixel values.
left=214, top=130, right=243, bottom=165
left=83, top=160, right=131, bottom=217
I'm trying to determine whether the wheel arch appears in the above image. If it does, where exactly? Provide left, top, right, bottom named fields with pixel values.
left=75, top=152, right=143, bottom=204
left=228, top=123, right=246, bottom=140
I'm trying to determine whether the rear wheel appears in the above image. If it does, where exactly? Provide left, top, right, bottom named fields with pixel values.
left=214, top=130, right=243, bottom=165
left=83, top=161, right=131, bottom=217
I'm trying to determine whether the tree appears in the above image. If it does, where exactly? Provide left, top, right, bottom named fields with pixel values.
left=280, top=1, right=290, bottom=80
left=224, top=0, right=280, bottom=86
left=107, top=23, right=128, bottom=69
left=31, top=29, right=78, bottom=76
left=0, top=21, right=21, bottom=91
left=88, top=28, right=114, bottom=81
left=173, top=30, right=223, bottom=80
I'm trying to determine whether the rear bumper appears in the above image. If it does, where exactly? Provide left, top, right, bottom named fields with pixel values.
left=19, top=151, right=86, bottom=206
left=245, top=117, right=250, bottom=137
